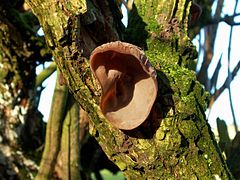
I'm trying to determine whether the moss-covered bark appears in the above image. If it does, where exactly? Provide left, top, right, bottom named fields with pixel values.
left=26, top=0, right=233, bottom=179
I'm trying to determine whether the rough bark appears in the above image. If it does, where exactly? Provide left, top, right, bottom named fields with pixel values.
left=26, top=0, right=233, bottom=179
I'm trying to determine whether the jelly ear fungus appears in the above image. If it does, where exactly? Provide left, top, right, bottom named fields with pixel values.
left=90, top=41, right=158, bottom=130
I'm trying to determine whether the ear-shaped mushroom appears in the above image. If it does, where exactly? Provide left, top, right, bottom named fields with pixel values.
left=90, top=41, right=158, bottom=130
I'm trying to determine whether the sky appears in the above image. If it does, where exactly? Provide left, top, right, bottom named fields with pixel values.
left=36, top=62, right=56, bottom=122
left=37, top=0, right=240, bottom=138
left=192, top=0, right=240, bottom=138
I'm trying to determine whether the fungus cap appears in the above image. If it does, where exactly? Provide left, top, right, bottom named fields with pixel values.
left=90, top=41, right=158, bottom=130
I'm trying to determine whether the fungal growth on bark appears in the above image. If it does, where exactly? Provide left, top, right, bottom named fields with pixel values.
left=90, top=41, right=158, bottom=130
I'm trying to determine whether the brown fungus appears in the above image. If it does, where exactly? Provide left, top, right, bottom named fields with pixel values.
left=90, top=41, right=158, bottom=130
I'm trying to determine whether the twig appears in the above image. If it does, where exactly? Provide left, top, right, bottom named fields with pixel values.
left=207, top=13, right=240, bottom=26
left=209, top=60, right=240, bottom=109
left=210, top=53, right=222, bottom=91
left=35, top=62, right=57, bottom=87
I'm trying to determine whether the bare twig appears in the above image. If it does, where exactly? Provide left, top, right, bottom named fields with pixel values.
left=209, top=60, right=240, bottom=109
left=210, top=53, right=222, bottom=91
left=206, top=13, right=240, bottom=26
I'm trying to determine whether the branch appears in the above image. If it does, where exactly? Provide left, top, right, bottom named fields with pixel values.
left=209, top=60, right=240, bottom=108
left=210, top=53, right=222, bottom=91
left=207, top=13, right=240, bottom=26
left=35, top=62, right=57, bottom=87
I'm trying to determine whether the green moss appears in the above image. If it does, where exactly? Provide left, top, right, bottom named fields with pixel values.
left=146, top=39, right=180, bottom=66
left=178, top=120, right=199, bottom=142
left=64, top=0, right=87, bottom=15
left=175, top=95, right=196, bottom=117
left=155, top=119, right=182, bottom=155
left=114, top=157, right=127, bottom=171
left=136, top=139, right=152, bottom=150
left=186, top=152, right=209, bottom=177
left=155, top=126, right=166, bottom=141
left=193, top=81, right=210, bottom=110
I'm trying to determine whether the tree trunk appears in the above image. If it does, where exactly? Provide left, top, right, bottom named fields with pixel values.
left=36, top=71, right=81, bottom=180
left=26, top=0, right=233, bottom=179
left=36, top=72, right=68, bottom=179
left=0, top=1, right=48, bottom=178
left=55, top=94, right=81, bottom=180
